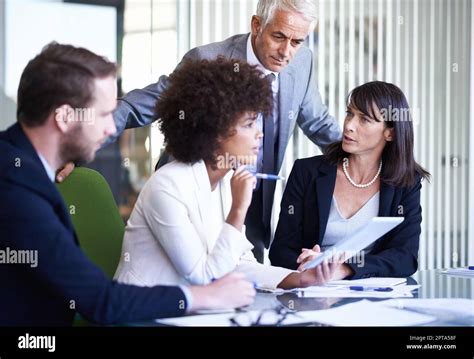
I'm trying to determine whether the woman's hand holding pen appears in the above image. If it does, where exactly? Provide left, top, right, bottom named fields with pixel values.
left=226, top=166, right=256, bottom=232
left=230, top=165, right=256, bottom=210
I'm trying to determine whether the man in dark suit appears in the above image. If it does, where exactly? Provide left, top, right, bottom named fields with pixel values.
left=0, top=43, right=255, bottom=326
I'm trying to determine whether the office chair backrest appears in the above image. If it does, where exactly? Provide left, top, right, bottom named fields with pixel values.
left=57, top=167, right=125, bottom=279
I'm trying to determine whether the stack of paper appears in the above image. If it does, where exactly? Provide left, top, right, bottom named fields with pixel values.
left=294, top=277, right=415, bottom=298
left=442, top=268, right=474, bottom=278
left=255, top=286, right=296, bottom=294
left=284, top=300, right=436, bottom=326
left=328, top=277, right=407, bottom=287
left=297, top=284, right=419, bottom=298
left=156, top=312, right=240, bottom=327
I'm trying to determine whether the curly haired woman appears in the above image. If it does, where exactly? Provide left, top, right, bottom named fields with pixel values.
left=114, top=58, right=340, bottom=290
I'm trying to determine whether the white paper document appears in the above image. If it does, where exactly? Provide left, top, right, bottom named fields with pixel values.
left=193, top=308, right=236, bottom=315
left=289, top=300, right=436, bottom=326
left=156, top=312, right=238, bottom=327
left=328, top=277, right=407, bottom=287
left=255, top=286, right=296, bottom=294
left=381, top=298, right=474, bottom=325
left=297, top=284, right=419, bottom=298
left=442, top=268, right=474, bottom=278
left=302, top=217, right=404, bottom=270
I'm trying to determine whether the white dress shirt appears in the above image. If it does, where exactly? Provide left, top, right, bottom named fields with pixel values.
left=322, top=192, right=380, bottom=253
left=37, top=152, right=55, bottom=182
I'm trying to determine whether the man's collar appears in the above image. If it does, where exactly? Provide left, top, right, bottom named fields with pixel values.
left=37, top=152, right=55, bottom=182
left=246, top=34, right=279, bottom=78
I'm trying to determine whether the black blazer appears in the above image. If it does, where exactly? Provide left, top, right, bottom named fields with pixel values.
left=269, top=155, right=422, bottom=279
left=0, top=124, right=187, bottom=326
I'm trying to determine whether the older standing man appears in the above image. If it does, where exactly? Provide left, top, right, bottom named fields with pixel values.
left=58, top=0, right=342, bottom=263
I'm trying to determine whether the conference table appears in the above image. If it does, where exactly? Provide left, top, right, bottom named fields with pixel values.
left=131, top=269, right=473, bottom=326
left=269, top=269, right=473, bottom=326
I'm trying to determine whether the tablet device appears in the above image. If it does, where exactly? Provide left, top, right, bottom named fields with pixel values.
left=301, top=216, right=404, bottom=271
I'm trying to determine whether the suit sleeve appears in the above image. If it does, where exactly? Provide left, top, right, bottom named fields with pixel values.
left=296, top=52, right=342, bottom=152
left=346, top=179, right=423, bottom=278
left=0, top=185, right=187, bottom=325
left=105, top=47, right=203, bottom=145
left=269, top=159, right=307, bottom=269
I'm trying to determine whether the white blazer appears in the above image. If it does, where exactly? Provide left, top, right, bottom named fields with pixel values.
left=114, top=160, right=292, bottom=289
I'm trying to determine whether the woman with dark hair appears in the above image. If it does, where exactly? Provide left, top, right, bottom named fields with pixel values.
left=270, top=81, right=430, bottom=280
left=114, top=58, right=339, bottom=290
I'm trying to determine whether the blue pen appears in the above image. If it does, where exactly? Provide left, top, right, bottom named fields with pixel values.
left=349, top=286, right=393, bottom=292
left=468, top=266, right=474, bottom=270
left=254, top=173, right=285, bottom=181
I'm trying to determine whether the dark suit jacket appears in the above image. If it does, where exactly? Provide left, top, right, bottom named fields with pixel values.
left=0, top=123, right=187, bottom=326
left=269, top=155, right=422, bottom=278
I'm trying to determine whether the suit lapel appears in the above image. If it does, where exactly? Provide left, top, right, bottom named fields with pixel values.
left=220, top=171, right=233, bottom=216
left=370, top=181, right=395, bottom=250
left=191, top=161, right=213, bottom=253
left=315, top=161, right=337, bottom=243
left=379, top=181, right=395, bottom=216
left=191, top=160, right=210, bottom=223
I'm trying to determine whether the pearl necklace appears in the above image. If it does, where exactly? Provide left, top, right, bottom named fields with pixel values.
left=342, top=157, right=382, bottom=188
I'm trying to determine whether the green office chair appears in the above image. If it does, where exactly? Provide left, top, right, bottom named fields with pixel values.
left=57, top=167, right=125, bottom=279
